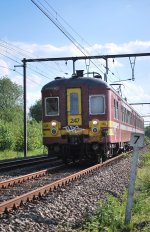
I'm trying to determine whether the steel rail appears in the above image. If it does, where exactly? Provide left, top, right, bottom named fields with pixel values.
left=0, top=170, right=49, bottom=189
left=0, top=154, right=125, bottom=215
left=0, top=163, right=65, bottom=189
left=0, top=155, right=48, bottom=166
left=0, top=155, right=58, bottom=172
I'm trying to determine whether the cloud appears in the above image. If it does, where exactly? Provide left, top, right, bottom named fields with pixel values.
left=12, top=41, right=75, bottom=58
left=0, top=59, right=10, bottom=76
left=123, top=82, right=150, bottom=102
left=75, top=40, right=150, bottom=56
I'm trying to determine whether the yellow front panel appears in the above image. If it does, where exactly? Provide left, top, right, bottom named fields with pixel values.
left=43, top=122, right=51, bottom=129
left=68, top=115, right=82, bottom=125
left=43, top=121, right=61, bottom=137
left=67, top=88, right=82, bottom=125
left=43, top=120, right=114, bottom=138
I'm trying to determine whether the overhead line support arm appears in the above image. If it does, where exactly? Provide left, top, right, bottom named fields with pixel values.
left=24, top=52, right=150, bottom=63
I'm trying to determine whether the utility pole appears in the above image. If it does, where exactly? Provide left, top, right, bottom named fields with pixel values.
left=14, top=62, right=27, bottom=158
left=22, top=58, right=27, bottom=158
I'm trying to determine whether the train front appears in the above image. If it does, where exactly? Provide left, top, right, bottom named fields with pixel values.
left=42, top=72, right=110, bottom=162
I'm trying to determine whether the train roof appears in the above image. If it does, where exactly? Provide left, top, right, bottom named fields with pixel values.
left=41, top=75, right=110, bottom=92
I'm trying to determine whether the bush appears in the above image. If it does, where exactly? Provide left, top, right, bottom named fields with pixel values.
left=145, top=126, right=150, bottom=138
left=27, top=120, right=42, bottom=150
left=14, top=126, right=24, bottom=151
left=144, top=136, right=150, bottom=147
left=13, top=120, right=43, bottom=152
left=0, top=121, right=14, bottom=150
left=82, top=194, right=129, bottom=232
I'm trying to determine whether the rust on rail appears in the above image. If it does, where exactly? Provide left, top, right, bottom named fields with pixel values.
left=0, top=169, right=49, bottom=189
left=0, top=154, right=124, bottom=215
left=0, top=163, right=65, bottom=189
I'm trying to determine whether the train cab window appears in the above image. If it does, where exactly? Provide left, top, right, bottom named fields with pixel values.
left=89, top=95, right=105, bottom=115
left=70, top=93, right=78, bottom=115
left=45, top=97, right=59, bottom=116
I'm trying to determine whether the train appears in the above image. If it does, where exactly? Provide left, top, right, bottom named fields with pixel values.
left=41, top=70, right=144, bottom=162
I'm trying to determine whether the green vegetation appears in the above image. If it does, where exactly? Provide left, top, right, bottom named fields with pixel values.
left=145, top=126, right=150, bottom=138
left=29, top=99, right=42, bottom=122
left=0, top=148, right=45, bottom=160
left=81, top=194, right=127, bottom=232
left=0, top=76, right=44, bottom=160
left=79, top=151, right=150, bottom=232
left=0, top=76, right=23, bottom=122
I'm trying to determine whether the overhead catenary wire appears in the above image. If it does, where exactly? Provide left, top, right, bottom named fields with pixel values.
left=31, top=0, right=133, bottom=85
left=42, top=0, right=120, bottom=80
left=0, top=39, right=65, bottom=78
left=0, top=2, right=122, bottom=84
left=43, top=0, right=96, bottom=49
left=0, top=64, right=43, bottom=87
left=0, top=41, right=61, bottom=81
left=31, top=0, right=106, bottom=76
left=0, top=1, right=136, bottom=95
left=0, top=50, right=51, bottom=80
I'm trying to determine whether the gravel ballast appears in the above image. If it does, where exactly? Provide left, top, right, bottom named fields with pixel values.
left=0, top=156, right=131, bottom=232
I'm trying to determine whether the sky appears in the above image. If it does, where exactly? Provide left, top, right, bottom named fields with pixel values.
left=0, top=0, right=150, bottom=125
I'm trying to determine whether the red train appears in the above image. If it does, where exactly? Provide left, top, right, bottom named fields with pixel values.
left=41, top=70, right=144, bottom=162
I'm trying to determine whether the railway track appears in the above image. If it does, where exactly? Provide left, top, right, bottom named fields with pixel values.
left=0, top=153, right=125, bottom=215
left=0, top=154, right=60, bottom=172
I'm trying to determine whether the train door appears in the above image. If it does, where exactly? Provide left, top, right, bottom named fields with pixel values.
left=67, top=88, right=82, bottom=125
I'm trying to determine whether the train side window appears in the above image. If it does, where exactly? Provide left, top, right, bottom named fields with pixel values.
left=114, top=100, right=116, bottom=118
left=121, top=106, right=124, bottom=122
left=114, top=99, right=119, bottom=119
left=45, top=97, right=59, bottom=116
left=89, top=95, right=105, bottom=115
left=114, top=100, right=119, bottom=120
left=127, top=111, right=131, bottom=124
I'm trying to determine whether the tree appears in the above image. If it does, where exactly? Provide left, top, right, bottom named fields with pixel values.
left=0, top=76, right=23, bottom=122
left=0, top=121, right=14, bottom=150
left=29, top=99, right=42, bottom=122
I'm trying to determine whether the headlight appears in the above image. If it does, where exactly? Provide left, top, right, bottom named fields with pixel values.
left=51, top=121, right=57, bottom=127
left=92, top=120, right=98, bottom=125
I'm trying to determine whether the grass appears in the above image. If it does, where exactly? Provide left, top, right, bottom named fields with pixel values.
left=0, top=147, right=48, bottom=161
left=79, top=151, right=150, bottom=232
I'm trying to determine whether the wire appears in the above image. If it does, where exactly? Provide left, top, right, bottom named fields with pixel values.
left=0, top=64, right=43, bottom=87
left=0, top=39, right=63, bottom=78
left=31, top=0, right=128, bottom=83
left=43, top=0, right=94, bottom=49
left=31, top=0, right=105, bottom=75
left=0, top=44, right=54, bottom=80
left=0, top=51, right=21, bottom=65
